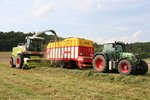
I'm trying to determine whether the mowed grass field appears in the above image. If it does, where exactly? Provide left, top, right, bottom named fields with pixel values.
left=0, top=52, right=150, bottom=100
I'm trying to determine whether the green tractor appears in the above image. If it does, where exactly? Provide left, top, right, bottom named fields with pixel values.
left=93, top=41, right=148, bottom=75
left=9, top=30, right=57, bottom=69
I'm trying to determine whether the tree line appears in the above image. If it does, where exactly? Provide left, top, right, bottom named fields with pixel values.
left=0, top=31, right=150, bottom=58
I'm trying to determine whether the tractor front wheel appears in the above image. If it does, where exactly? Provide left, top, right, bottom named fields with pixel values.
left=118, top=60, right=135, bottom=75
left=15, top=54, right=24, bottom=69
left=93, top=55, right=108, bottom=73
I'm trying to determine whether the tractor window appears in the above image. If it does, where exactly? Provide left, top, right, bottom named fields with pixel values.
left=108, top=44, right=115, bottom=52
left=103, top=44, right=115, bottom=53
left=115, top=44, right=125, bottom=52
left=102, top=45, right=107, bottom=52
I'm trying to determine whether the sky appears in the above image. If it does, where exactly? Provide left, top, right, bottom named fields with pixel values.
left=0, top=0, right=150, bottom=43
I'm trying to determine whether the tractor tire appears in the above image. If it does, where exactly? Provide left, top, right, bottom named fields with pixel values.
left=15, top=54, right=24, bottom=69
left=135, top=65, right=142, bottom=75
left=118, top=59, right=136, bottom=75
left=140, top=60, right=148, bottom=75
left=93, top=55, right=108, bottom=73
left=9, top=56, right=15, bottom=68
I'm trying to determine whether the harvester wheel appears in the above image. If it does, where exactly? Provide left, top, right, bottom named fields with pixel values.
left=93, top=55, right=108, bottom=73
left=118, top=59, right=135, bottom=75
left=16, top=54, right=24, bottom=69
left=140, top=60, right=148, bottom=74
left=9, top=57, right=15, bottom=68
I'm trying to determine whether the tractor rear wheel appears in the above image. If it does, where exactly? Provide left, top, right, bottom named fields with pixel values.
left=9, top=56, right=15, bottom=68
left=140, top=60, right=148, bottom=74
left=16, top=54, right=24, bottom=69
left=93, top=55, right=108, bottom=73
left=118, top=59, right=135, bottom=75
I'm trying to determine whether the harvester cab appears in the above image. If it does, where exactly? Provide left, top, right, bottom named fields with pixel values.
left=9, top=30, right=58, bottom=69
left=25, top=36, right=44, bottom=52
left=93, top=41, right=148, bottom=75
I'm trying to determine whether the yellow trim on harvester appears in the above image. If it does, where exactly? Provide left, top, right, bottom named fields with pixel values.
left=12, top=46, right=26, bottom=56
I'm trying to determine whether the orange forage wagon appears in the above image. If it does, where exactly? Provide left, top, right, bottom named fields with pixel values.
left=45, top=37, right=94, bottom=69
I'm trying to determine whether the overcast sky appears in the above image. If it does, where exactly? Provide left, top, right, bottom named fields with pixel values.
left=0, top=0, right=150, bottom=43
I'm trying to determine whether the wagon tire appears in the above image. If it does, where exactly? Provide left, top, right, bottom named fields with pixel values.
left=67, top=62, right=72, bottom=69
left=60, top=61, right=67, bottom=68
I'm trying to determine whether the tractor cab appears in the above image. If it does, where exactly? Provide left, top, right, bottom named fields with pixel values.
left=103, top=41, right=126, bottom=53
left=102, top=42, right=126, bottom=60
left=25, top=37, right=44, bottom=52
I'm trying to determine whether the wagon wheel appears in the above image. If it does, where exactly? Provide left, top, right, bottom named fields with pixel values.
left=60, top=61, right=67, bottom=68
left=67, top=61, right=72, bottom=69
left=66, top=61, right=76, bottom=69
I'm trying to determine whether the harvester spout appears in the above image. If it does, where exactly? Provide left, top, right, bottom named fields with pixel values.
left=48, top=30, right=58, bottom=41
left=32, top=30, right=58, bottom=41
